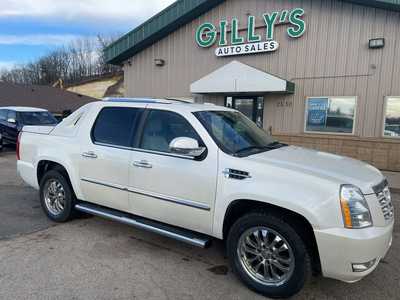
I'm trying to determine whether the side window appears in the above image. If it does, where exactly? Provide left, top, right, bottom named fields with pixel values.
left=140, top=110, right=202, bottom=153
left=92, top=107, right=141, bottom=147
left=7, top=110, right=16, bottom=121
left=0, top=110, right=7, bottom=121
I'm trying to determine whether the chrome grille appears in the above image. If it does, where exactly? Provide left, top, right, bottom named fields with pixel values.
left=373, top=180, right=394, bottom=221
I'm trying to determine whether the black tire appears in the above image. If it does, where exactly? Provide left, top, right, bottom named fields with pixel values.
left=227, top=212, right=311, bottom=299
left=39, top=170, right=76, bottom=222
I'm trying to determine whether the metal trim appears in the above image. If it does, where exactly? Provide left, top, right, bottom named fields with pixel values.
left=92, top=142, right=195, bottom=160
left=74, top=203, right=210, bottom=248
left=80, top=177, right=211, bottom=211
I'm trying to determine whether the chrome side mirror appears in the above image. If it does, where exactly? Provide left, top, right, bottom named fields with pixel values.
left=7, top=118, right=16, bottom=124
left=169, top=137, right=206, bottom=157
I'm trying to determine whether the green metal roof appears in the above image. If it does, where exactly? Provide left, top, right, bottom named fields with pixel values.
left=105, top=0, right=400, bottom=65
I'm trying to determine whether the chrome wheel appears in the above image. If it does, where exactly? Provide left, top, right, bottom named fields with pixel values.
left=44, top=179, right=66, bottom=215
left=237, top=227, right=295, bottom=286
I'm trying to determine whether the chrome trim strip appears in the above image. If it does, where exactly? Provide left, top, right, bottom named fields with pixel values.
left=127, top=186, right=210, bottom=211
left=93, top=142, right=194, bottom=160
left=74, top=204, right=209, bottom=248
left=80, top=177, right=210, bottom=211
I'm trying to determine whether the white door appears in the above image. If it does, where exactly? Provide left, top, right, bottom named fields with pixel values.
left=128, top=109, right=218, bottom=235
left=79, top=106, right=143, bottom=212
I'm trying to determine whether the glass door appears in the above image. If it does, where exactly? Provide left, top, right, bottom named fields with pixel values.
left=225, top=96, right=264, bottom=128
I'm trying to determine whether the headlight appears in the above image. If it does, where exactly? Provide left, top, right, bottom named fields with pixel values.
left=340, top=185, right=372, bottom=229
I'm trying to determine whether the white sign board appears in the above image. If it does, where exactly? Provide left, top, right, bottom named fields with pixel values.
left=215, top=41, right=279, bottom=57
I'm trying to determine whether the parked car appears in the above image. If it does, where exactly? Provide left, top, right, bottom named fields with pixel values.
left=0, top=107, right=58, bottom=147
left=17, top=98, right=394, bottom=298
left=0, top=132, right=2, bottom=151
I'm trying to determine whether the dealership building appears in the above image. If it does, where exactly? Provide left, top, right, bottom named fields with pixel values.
left=105, top=0, right=400, bottom=173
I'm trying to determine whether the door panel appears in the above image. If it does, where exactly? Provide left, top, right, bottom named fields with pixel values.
left=80, top=145, right=131, bottom=211
left=128, top=109, right=217, bottom=234
left=129, top=151, right=217, bottom=234
left=79, top=106, right=143, bottom=212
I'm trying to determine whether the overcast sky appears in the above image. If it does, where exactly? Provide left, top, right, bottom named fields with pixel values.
left=0, top=0, right=176, bottom=69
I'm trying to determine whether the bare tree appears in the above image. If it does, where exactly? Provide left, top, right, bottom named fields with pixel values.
left=0, top=34, right=122, bottom=86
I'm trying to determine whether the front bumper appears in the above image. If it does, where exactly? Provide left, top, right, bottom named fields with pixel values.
left=314, top=221, right=393, bottom=283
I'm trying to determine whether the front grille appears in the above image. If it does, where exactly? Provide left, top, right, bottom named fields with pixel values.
left=373, top=179, right=394, bottom=221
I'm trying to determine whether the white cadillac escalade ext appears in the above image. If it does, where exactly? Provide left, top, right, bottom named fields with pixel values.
left=17, top=98, right=394, bottom=298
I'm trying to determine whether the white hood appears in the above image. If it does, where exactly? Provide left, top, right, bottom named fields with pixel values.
left=247, top=146, right=384, bottom=194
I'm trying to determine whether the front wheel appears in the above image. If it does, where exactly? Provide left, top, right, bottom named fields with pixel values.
left=227, top=212, right=311, bottom=299
left=40, top=170, right=75, bottom=222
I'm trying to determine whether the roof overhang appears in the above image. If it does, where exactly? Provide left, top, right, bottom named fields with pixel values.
left=190, top=61, right=295, bottom=94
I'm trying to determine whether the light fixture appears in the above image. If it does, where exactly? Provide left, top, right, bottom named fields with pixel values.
left=154, top=58, right=165, bottom=67
left=369, top=38, right=385, bottom=49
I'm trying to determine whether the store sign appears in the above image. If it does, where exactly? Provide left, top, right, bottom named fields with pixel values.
left=195, top=8, right=306, bottom=57
left=307, top=98, right=329, bottom=126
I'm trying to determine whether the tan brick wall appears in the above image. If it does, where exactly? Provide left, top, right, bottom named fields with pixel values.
left=273, top=134, right=400, bottom=172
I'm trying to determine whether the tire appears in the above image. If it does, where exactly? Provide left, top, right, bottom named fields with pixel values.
left=0, top=135, right=3, bottom=152
left=227, top=212, right=311, bottom=299
left=39, top=170, right=76, bottom=222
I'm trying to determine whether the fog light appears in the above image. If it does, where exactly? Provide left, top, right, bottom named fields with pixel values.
left=352, top=259, right=376, bottom=272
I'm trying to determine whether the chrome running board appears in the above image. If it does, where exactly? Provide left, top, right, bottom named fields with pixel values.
left=75, top=203, right=211, bottom=248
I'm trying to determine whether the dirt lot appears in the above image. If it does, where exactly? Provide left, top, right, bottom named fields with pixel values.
left=0, top=149, right=399, bottom=300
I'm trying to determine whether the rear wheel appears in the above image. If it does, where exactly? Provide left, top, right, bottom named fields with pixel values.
left=40, top=170, right=75, bottom=222
left=227, top=212, right=311, bottom=299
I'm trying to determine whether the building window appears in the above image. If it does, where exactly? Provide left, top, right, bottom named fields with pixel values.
left=384, top=97, right=400, bottom=138
left=305, top=97, right=357, bottom=134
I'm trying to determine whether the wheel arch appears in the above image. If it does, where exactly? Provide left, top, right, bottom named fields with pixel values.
left=223, top=199, right=321, bottom=275
left=37, top=160, right=78, bottom=198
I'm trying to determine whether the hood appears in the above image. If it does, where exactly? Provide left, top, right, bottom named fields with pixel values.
left=247, top=146, right=384, bottom=194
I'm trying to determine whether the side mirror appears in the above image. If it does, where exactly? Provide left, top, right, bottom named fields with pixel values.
left=7, top=118, right=16, bottom=124
left=169, top=137, right=206, bottom=157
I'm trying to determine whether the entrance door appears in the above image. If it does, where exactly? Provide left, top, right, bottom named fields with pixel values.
left=226, top=96, right=264, bottom=127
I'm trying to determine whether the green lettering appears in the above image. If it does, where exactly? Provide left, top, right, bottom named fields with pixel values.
left=262, top=12, right=279, bottom=40
left=219, top=20, right=228, bottom=46
left=231, top=18, right=244, bottom=45
left=195, top=22, right=217, bottom=47
left=287, top=8, right=306, bottom=38
left=247, top=16, right=261, bottom=43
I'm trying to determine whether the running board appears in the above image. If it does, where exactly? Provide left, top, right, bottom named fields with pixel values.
left=75, top=203, right=211, bottom=248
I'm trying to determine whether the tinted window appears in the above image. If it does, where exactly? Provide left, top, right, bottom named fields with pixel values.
left=7, top=110, right=16, bottom=121
left=0, top=110, right=7, bottom=121
left=92, top=107, right=141, bottom=147
left=18, top=111, right=57, bottom=125
left=140, top=110, right=201, bottom=153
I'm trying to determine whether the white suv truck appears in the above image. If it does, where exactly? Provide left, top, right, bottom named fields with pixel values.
left=17, top=98, right=394, bottom=298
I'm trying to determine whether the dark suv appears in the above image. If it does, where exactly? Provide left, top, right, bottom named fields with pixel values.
left=0, top=107, right=58, bottom=148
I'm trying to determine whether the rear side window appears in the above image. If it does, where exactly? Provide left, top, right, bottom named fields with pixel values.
left=92, top=107, right=141, bottom=147
left=0, top=110, right=6, bottom=121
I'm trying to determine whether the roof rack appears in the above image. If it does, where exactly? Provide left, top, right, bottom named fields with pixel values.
left=102, top=97, right=172, bottom=104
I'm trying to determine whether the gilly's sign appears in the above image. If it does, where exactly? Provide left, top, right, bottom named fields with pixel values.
left=195, top=8, right=306, bottom=57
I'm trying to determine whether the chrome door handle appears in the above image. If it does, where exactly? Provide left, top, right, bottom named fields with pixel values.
left=133, top=160, right=152, bottom=168
left=82, top=151, right=98, bottom=159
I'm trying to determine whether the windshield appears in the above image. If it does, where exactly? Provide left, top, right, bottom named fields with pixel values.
left=18, top=111, right=58, bottom=125
left=195, top=110, right=284, bottom=157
